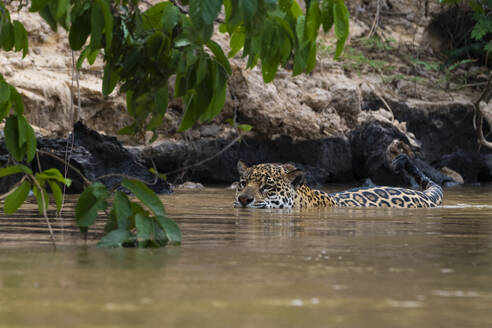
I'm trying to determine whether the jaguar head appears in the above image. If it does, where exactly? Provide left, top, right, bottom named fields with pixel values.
left=234, top=161, right=304, bottom=209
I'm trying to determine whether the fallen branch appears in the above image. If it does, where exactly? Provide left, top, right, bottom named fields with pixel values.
left=473, top=71, right=492, bottom=150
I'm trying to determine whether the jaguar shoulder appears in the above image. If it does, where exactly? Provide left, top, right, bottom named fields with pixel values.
left=234, top=155, right=443, bottom=209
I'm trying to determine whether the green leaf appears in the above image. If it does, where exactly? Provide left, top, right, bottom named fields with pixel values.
left=293, top=43, right=308, bottom=75
left=9, top=85, right=24, bottom=115
left=290, top=0, right=303, bottom=18
left=121, top=179, right=166, bottom=218
left=279, top=35, right=292, bottom=63
left=150, top=221, right=168, bottom=247
left=4, top=180, right=31, bottom=214
left=306, top=42, right=317, bottom=72
left=13, top=20, right=29, bottom=57
left=154, top=84, right=168, bottom=116
left=55, top=0, right=69, bottom=26
left=261, top=58, right=279, bottom=83
left=90, top=2, right=104, bottom=49
left=39, top=6, right=58, bottom=31
left=229, top=30, right=245, bottom=57
left=306, top=1, right=321, bottom=41
left=0, top=81, right=11, bottom=104
left=207, top=40, right=232, bottom=75
left=334, top=35, right=346, bottom=59
left=16, top=114, right=27, bottom=149
left=135, top=213, right=153, bottom=246
left=279, top=0, right=293, bottom=12
left=118, top=124, right=136, bottom=135
left=47, top=180, right=62, bottom=213
left=69, top=9, right=91, bottom=50
left=334, top=0, right=349, bottom=39
left=239, top=0, right=258, bottom=21
left=4, top=115, right=24, bottom=161
left=0, top=164, right=33, bottom=177
left=102, top=65, right=119, bottom=95
left=0, top=100, right=11, bottom=121
left=333, top=0, right=349, bottom=58
left=143, top=2, right=167, bottom=29
left=113, top=191, right=132, bottom=230
left=154, top=215, right=181, bottom=244
left=36, top=168, right=71, bottom=186
left=238, top=124, right=252, bottom=132
left=321, top=0, right=334, bottom=32
left=196, top=55, right=209, bottom=85
left=485, top=41, right=492, bottom=53
left=471, top=16, right=492, bottom=40
left=97, top=229, right=131, bottom=248
left=200, top=65, right=227, bottom=121
left=76, top=46, right=99, bottom=70
left=17, top=115, right=36, bottom=162
left=33, top=184, right=49, bottom=215
left=104, top=210, right=118, bottom=234
left=30, top=0, right=52, bottom=12
left=161, top=3, right=181, bottom=31
left=189, top=0, right=222, bottom=25
left=87, top=48, right=99, bottom=64
left=95, top=0, right=113, bottom=51
left=0, top=22, right=15, bottom=51
left=296, top=15, right=306, bottom=43
left=75, top=182, right=109, bottom=228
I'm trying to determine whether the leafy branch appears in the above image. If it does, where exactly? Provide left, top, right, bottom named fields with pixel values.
left=1, top=0, right=350, bottom=248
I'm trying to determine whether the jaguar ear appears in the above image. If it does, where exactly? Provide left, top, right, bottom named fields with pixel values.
left=286, top=168, right=305, bottom=187
left=237, top=160, right=249, bottom=176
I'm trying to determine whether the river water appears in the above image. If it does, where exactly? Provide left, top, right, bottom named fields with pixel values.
left=1, top=185, right=492, bottom=327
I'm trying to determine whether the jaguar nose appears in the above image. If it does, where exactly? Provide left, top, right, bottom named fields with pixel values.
left=238, top=194, right=254, bottom=207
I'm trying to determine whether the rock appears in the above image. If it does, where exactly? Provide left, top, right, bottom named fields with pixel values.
left=441, top=166, right=464, bottom=185
left=302, top=88, right=331, bottom=112
left=1, top=122, right=171, bottom=194
left=175, top=181, right=205, bottom=190
left=329, top=82, right=362, bottom=128
left=67, top=122, right=171, bottom=193
left=138, top=135, right=353, bottom=188
left=228, top=182, right=239, bottom=190
left=436, top=151, right=492, bottom=184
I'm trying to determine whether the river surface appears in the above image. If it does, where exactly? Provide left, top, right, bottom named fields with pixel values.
left=1, top=185, right=492, bottom=327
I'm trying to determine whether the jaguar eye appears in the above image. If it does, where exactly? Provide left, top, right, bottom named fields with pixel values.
left=260, top=185, right=272, bottom=193
left=238, top=180, right=246, bottom=189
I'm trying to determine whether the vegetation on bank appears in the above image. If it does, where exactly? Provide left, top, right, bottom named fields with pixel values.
left=0, top=0, right=349, bottom=247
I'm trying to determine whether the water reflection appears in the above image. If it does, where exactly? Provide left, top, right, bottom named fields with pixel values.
left=0, top=185, right=492, bottom=327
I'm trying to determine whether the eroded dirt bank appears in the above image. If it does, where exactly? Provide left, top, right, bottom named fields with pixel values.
left=1, top=1, right=492, bottom=190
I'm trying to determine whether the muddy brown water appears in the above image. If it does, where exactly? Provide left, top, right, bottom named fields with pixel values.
left=1, top=185, right=492, bottom=327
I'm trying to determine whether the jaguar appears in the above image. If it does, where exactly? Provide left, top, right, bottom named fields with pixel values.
left=234, top=155, right=443, bottom=209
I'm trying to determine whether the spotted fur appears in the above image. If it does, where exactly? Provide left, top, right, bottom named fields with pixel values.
left=234, top=155, right=443, bottom=209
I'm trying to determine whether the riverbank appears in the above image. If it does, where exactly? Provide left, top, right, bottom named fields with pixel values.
left=1, top=0, right=491, bottom=190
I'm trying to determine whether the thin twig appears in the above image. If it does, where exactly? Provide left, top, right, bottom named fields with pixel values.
left=367, top=0, right=381, bottom=39
left=37, top=150, right=91, bottom=186
left=94, top=172, right=157, bottom=184
left=449, top=81, right=488, bottom=91
left=368, top=83, right=394, bottom=122
left=30, top=175, right=56, bottom=249
left=0, top=176, right=27, bottom=201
